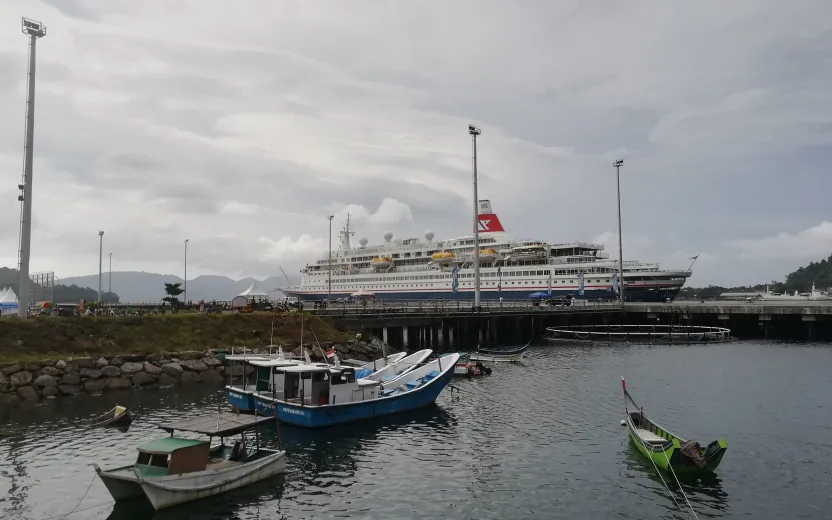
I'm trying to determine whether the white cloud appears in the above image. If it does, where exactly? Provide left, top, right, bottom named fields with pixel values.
left=221, top=201, right=261, bottom=215
left=727, top=222, right=832, bottom=259
left=590, top=231, right=654, bottom=261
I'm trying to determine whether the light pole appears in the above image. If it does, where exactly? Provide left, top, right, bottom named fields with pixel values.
left=613, top=159, right=624, bottom=305
left=98, top=230, right=104, bottom=303
left=108, top=252, right=112, bottom=296
left=184, top=239, right=189, bottom=305
left=17, top=18, right=46, bottom=318
left=469, top=124, right=482, bottom=309
left=327, top=215, right=334, bottom=302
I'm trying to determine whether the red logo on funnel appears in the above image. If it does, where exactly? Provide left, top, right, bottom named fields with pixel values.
left=478, top=214, right=505, bottom=232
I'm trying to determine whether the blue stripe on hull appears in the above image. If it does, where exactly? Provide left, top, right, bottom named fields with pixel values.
left=225, top=386, right=256, bottom=412
left=287, top=287, right=682, bottom=303
left=252, top=368, right=454, bottom=428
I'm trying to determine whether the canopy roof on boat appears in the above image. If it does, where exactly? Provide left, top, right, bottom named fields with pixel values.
left=137, top=437, right=207, bottom=454
left=159, top=414, right=275, bottom=437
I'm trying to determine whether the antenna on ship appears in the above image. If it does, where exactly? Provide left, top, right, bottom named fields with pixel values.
left=339, top=213, right=354, bottom=252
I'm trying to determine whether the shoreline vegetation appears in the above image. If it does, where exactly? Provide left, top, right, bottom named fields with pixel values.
left=0, top=312, right=353, bottom=364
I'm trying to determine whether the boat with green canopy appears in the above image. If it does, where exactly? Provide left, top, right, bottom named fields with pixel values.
left=622, top=377, right=727, bottom=476
left=93, top=413, right=285, bottom=510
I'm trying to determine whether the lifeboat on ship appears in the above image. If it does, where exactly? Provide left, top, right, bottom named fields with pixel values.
left=478, top=248, right=497, bottom=262
left=370, top=256, right=392, bottom=269
left=431, top=251, right=456, bottom=265
left=511, top=243, right=547, bottom=258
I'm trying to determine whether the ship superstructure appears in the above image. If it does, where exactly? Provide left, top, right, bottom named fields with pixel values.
left=285, top=200, right=690, bottom=302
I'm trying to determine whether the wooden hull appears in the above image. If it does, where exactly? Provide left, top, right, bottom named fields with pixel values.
left=626, top=411, right=727, bottom=476
left=91, top=407, right=132, bottom=427
left=94, top=450, right=286, bottom=510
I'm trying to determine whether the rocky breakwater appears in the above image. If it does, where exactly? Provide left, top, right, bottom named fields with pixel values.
left=0, top=350, right=225, bottom=405
left=326, top=337, right=400, bottom=362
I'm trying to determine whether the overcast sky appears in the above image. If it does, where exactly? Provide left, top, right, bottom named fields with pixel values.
left=1, top=1, right=831, bottom=287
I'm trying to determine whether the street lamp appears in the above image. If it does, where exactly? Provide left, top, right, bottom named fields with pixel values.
left=17, top=18, right=47, bottom=318
left=108, top=252, right=112, bottom=296
left=613, top=159, right=624, bottom=305
left=184, top=239, right=189, bottom=305
left=98, top=230, right=104, bottom=303
left=327, top=215, right=334, bottom=302
left=469, top=124, right=482, bottom=308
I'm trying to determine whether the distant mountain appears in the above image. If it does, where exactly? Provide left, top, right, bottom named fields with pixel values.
left=1, top=267, right=120, bottom=303
left=59, top=271, right=286, bottom=303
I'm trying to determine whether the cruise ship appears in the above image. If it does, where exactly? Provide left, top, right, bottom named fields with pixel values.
left=284, top=200, right=691, bottom=303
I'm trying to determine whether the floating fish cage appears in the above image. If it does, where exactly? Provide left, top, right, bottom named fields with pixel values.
left=544, top=324, right=734, bottom=344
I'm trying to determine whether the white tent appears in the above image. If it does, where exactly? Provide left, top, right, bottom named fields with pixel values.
left=0, top=287, right=18, bottom=303
left=237, top=283, right=269, bottom=298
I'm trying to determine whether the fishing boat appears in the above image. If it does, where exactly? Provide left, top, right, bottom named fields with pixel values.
left=622, top=378, right=727, bottom=475
left=452, top=357, right=492, bottom=377
left=93, top=414, right=285, bottom=510
left=468, top=342, right=529, bottom=362
left=91, top=405, right=132, bottom=427
left=252, top=353, right=459, bottom=428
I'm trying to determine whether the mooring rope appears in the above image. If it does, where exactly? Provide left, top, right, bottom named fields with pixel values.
left=643, top=445, right=687, bottom=517
left=39, top=471, right=107, bottom=519
left=661, top=449, right=700, bottom=520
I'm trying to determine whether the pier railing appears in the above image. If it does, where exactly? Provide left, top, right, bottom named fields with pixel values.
left=545, top=324, right=732, bottom=343
left=311, top=298, right=622, bottom=317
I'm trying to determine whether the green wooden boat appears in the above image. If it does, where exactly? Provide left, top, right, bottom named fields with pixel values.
left=622, top=378, right=727, bottom=476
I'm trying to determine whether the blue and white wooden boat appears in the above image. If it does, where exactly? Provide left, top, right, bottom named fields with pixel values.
left=359, top=349, right=432, bottom=383
left=252, top=353, right=459, bottom=428
left=224, top=348, right=314, bottom=412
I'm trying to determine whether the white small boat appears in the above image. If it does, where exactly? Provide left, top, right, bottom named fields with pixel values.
left=353, top=352, right=408, bottom=378
left=93, top=414, right=285, bottom=510
left=467, top=342, right=529, bottom=363
left=360, top=349, right=432, bottom=383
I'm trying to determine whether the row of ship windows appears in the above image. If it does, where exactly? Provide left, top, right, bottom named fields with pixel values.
left=305, top=279, right=614, bottom=287
left=307, top=269, right=615, bottom=280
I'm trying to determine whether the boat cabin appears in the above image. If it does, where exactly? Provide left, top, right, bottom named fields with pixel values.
left=133, top=414, right=277, bottom=478
left=258, top=363, right=380, bottom=406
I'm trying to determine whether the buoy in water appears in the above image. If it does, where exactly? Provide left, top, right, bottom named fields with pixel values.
left=620, top=419, right=626, bottom=426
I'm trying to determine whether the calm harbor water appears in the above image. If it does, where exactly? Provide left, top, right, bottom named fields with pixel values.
left=1, top=340, right=831, bottom=520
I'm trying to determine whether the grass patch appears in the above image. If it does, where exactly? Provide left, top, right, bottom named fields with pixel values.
left=0, top=312, right=352, bottom=363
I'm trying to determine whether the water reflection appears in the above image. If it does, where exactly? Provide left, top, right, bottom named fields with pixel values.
left=622, top=442, right=730, bottom=518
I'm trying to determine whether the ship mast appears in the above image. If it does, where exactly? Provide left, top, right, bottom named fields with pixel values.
left=339, top=213, right=354, bottom=254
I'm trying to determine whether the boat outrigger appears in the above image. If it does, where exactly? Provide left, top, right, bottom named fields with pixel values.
left=622, top=378, right=727, bottom=476
left=93, top=414, right=285, bottom=510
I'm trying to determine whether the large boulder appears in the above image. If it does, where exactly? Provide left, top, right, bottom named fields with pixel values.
left=202, top=369, right=224, bottom=384
left=41, top=366, right=63, bottom=377
left=24, top=364, right=40, bottom=372
left=17, top=386, right=39, bottom=400
left=79, top=368, right=103, bottom=380
left=109, top=357, right=123, bottom=367
left=71, top=358, right=95, bottom=369
left=0, top=393, right=20, bottom=405
left=1, top=364, right=22, bottom=377
left=83, top=379, right=108, bottom=394
left=58, top=385, right=81, bottom=396
left=229, top=365, right=255, bottom=377
left=121, top=362, right=144, bottom=375
left=163, top=363, right=183, bottom=377
left=158, top=373, right=178, bottom=386
left=143, top=362, right=162, bottom=375
left=106, top=378, right=132, bottom=390
left=42, top=385, right=59, bottom=398
left=10, top=371, right=33, bottom=388
left=132, top=372, right=155, bottom=386
left=61, top=373, right=81, bottom=386
left=203, top=357, right=221, bottom=368
left=95, top=357, right=109, bottom=368
left=181, top=360, right=209, bottom=372
left=34, top=374, right=58, bottom=388
left=55, top=360, right=68, bottom=370
left=180, top=371, right=203, bottom=384
left=179, top=350, right=204, bottom=360
left=101, top=366, right=122, bottom=378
